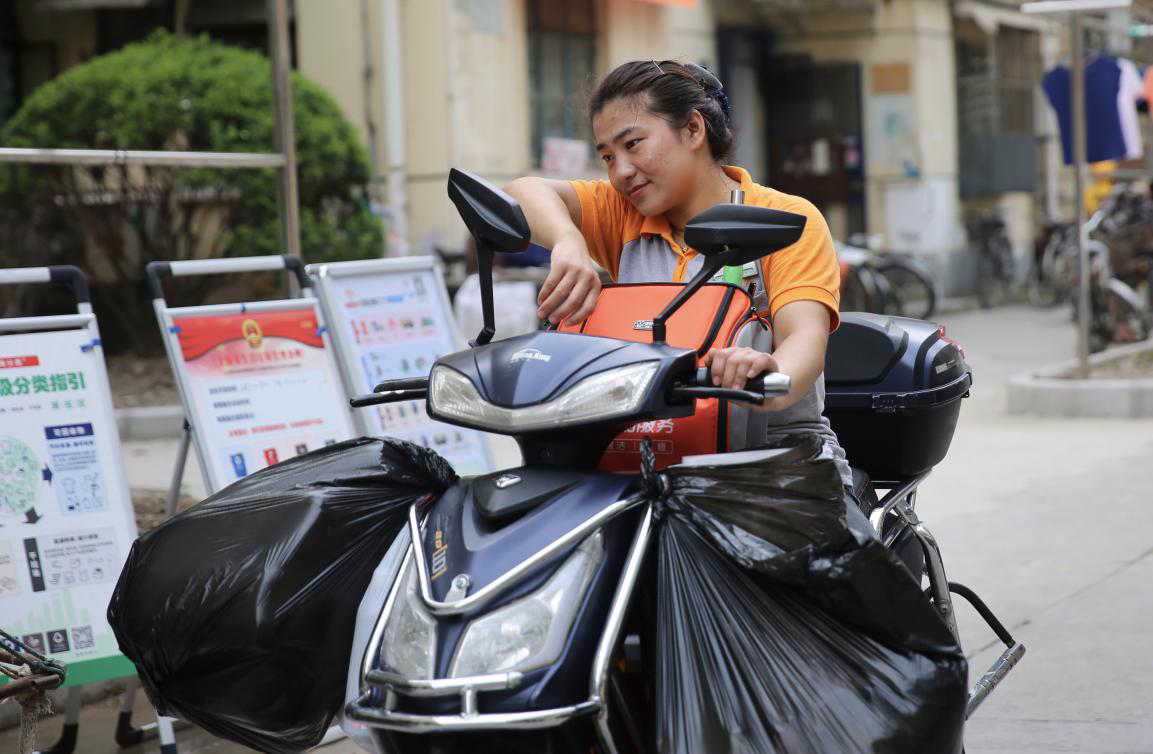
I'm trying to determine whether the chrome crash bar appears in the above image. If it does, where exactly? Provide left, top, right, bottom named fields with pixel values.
left=349, top=501, right=655, bottom=749
left=409, top=492, right=647, bottom=616
left=347, top=691, right=600, bottom=733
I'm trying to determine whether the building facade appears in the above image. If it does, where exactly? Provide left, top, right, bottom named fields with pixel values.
left=7, top=0, right=1148, bottom=294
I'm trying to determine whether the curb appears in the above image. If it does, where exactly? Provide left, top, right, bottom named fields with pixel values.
left=115, top=405, right=184, bottom=441
left=1007, top=341, right=1153, bottom=418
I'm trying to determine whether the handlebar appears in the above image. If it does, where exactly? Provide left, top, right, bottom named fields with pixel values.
left=351, top=367, right=792, bottom=410
left=668, top=367, right=791, bottom=405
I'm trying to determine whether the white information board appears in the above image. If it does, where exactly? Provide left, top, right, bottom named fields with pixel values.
left=309, top=258, right=494, bottom=477
left=0, top=325, right=138, bottom=687
left=160, top=300, right=357, bottom=492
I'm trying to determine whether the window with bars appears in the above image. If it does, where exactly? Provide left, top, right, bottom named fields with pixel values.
left=527, top=0, right=597, bottom=168
left=956, top=20, right=1042, bottom=195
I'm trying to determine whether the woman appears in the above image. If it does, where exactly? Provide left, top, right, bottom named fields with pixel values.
left=505, top=59, right=852, bottom=486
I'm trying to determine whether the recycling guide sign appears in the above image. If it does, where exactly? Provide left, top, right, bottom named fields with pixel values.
left=0, top=327, right=138, bottom=686
left=311, top=259, right=494, bottom=476
left=169, top=306, right=355, bottom=491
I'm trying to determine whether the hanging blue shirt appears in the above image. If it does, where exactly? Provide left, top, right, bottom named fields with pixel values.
left=1043, top=56, right=1128, bottom=164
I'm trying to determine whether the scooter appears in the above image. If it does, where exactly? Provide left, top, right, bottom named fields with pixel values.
left=343, top=168, right=1024, bottom=753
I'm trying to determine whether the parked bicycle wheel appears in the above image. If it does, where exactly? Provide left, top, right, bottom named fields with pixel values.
left=976, top=217, right=1016, bottom=309
left=1104, top=278, right=1151, bottom=345
left=837, top=243, right=885, bottom=313
left=876, top=254, right=936, bottom=320
left=840, top=263, right=878, bottom=312
left=1033, top=226, right=1077, bottom=308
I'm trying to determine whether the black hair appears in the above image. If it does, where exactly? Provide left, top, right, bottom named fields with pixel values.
left=588, top=59, right=734, bottom=162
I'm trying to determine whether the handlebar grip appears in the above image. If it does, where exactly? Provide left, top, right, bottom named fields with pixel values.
left=691, top=367, right=791, bottom=398
left=748, top=372, right=791, bottom=397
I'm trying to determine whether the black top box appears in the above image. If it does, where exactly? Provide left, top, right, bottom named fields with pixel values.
left=824, top=312, right=971, bottom=482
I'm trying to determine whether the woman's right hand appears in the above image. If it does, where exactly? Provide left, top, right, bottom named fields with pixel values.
left=537, top=233, right=601, bottom=325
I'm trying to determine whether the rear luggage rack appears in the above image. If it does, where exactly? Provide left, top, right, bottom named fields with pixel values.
left=868, top=475, right=1024, bottom=719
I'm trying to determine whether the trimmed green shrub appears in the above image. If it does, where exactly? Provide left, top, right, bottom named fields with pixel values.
left=0, top=31, right=382, bottom=347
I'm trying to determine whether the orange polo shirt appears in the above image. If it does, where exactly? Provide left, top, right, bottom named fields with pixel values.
left=569, top=165, right=841, bottom=330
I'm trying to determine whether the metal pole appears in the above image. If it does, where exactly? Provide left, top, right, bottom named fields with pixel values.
left=268, top=0, right=302, bottom=259
left=381, top=0, right=410, bottom=256
left=0, top=147, right=285, bottom=168
left=1071, top=12, right=1091, bottom=376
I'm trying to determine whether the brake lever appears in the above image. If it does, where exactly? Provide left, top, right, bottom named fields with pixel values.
left=669, top=367, right=791, bottom=404
left=350, top=388, right=428, bottom=408
left=349, top=377, right=430, bottom=408
left=668, top=385, right=767, bottom=403
left=373, top=377, right=429, bottom=393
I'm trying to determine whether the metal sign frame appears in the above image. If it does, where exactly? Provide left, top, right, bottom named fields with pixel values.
left=0, top=265, right=178, bottom=753
left=0, top=266, right=135, bottom=676
left=147, top=255, right=356, bottom=495
left=307, top=256, right=495, bottom=475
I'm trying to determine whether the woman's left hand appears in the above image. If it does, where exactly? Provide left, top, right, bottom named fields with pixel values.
left=705, top=346, right=779, bottom=397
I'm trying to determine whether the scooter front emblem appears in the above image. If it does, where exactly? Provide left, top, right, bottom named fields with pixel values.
left=510, top=347, right=552, bottom=364
left=494, top=474, right=522, bottom=489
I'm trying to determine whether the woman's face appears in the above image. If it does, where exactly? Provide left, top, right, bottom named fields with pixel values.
left=592, top=96, right=700, bottom=217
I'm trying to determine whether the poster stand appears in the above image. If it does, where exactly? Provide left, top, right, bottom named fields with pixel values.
left=146, top=255, right=355, bottom=502
left=0, top=266, right=177, bottom=754
left=307, top=257, right=495, bottom=476
left=144, top=255, right=357, bottom=750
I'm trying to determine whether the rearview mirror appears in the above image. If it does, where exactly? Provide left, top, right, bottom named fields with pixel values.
left=649, top=205, right=807, bottom=343
left=684, top=204, right=807, bottom=268
left=447, top=168, right=532, bottom=346
left=447, top=168, right=531, bottom=253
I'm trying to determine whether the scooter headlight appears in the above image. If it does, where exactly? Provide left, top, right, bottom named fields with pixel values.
left=448, top=531, right=603, bottom=678
left=428, top=362, right=660, bottom=432
left=379, top=560, right=437, bottom=678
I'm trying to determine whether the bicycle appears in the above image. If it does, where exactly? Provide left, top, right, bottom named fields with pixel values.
left=1028, top=222, right=1076, bottom=308
left=968, top=212, right=1016, bottom=309
left=1079, top=238, right=1150, bottom=353
left=839, top=236, right=937, bottom=320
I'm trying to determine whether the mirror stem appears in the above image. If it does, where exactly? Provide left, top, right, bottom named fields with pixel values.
left=471, top=237, right=497, bottom=347
left=721, top=189, right=746, bottom=285
left=652, top=258, right=724, bottom=344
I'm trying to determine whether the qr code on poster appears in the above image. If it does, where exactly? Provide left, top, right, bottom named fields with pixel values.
left=71, top=625, right=94, bottom=650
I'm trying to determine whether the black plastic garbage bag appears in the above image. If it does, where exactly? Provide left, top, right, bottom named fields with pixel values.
left=652, top=436, right=968, bottom=754
left=107, top=437, right=456, bottom=753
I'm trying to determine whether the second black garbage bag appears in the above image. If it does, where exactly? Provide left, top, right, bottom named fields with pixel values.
left=651, top=436, right=968, bottom=754
left=107, top=437, right=456, bottom=754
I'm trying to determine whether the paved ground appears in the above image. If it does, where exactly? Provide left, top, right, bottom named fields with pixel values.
left=917, top=306, right=1153, bottom=753
left=4, top=304, right=1150, bottom=753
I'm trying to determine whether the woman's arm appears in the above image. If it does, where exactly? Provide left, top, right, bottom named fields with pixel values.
left=504, top=177, right=601, bottom=325
left=705, top=300, right=831, bottom=412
